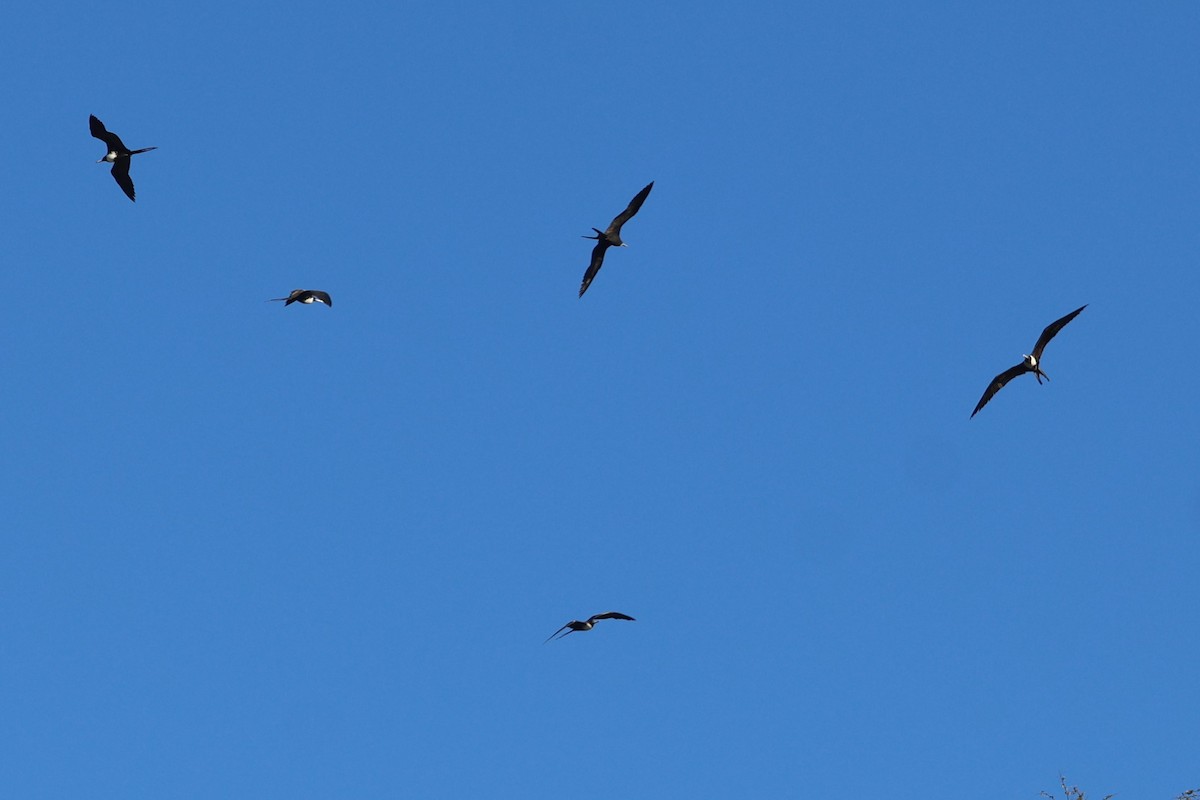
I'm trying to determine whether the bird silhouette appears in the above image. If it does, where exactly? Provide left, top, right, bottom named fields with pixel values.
left=544, top=611, right=636, bottom=643
left=89, top=115, right=157, bottom=202
left=269, top=289, right=332, bottom=307
left=971, top=305, right=1086, bottom=418
left=578, top=182, right=654, bottom=297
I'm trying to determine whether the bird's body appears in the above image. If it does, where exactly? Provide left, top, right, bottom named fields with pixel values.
left=270, top=289, right=333, bottom=307
left=578, top=181, right=654, bottom=297
left=544, top=611, right=635, bottom=643
left=971, top=305, right=1087, bottom=418
left=89, top=115, right=157, bottom=202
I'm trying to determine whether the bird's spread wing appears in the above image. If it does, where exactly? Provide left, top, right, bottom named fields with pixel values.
left=971, top=362, right=1031, bottom=418
left=604, top=181, right=654, bottom=238
left=311, top=291, right=332, bottom=307
left=544, top=624, right=574, bottom=644
left=110, top=159, right=136, bottom=202
left=1031, top=304, right=1086, bottom=360
left=579, top=240, right=611, bottom=297
left=89, top=115, right=127, bottom=151
left=588, top=612, right=636, bottom=623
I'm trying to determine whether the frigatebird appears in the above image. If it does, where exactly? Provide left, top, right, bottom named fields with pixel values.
left=89, top=115, right=157, bottom=202
left=269, top=289, right=333, bottom=307
left=544, top=611, right=635, bottom=643
left=578, top=181, right=654, bottom=297
left=970, top=304, right=1086, bottom=418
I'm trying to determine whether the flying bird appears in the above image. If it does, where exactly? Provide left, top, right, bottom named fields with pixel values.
left=89, top=115, right=157, bottom=202
left=269, top=289, right=332, bottom=307
left=578, top=181, right=654, bottom=297
left=544, top=611, right=636, bottom=643
left=971, top=304, right=1087, bottom=418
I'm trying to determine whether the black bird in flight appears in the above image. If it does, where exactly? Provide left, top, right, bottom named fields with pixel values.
left=544, top=611, right=636, bottom=643
left=578, top=181, right=654, bottom=297
left=971, top=305, right=1087, bottom=418
left=269, top=289, right=333, bottom=307
left=89, top=115, right=157, bottom=202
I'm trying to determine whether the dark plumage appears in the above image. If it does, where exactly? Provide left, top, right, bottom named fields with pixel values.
left=269, top=289, right=333, bottom=307
left=578, top=181, right=654, bottom=297
left=971, top=305, right=1087, bottom=418
left=89, top=115, right=157, bottom=202
left=544, top=611, right=636, bottom=643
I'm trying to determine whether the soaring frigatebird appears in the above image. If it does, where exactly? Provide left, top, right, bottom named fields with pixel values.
left=269, top=289, right=332, bottom=307
left=971, top=304, right=1086, bottom=418
left=544, top=611, right=635, bottom=643
left=578, top=181, right=654, bottom=297
left=89, top=115, right=157, bottom=202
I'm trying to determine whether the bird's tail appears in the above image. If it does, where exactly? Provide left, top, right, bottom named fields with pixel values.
left=544, top=629, right=573, bottom=644
left=581, top=227, right=604, bottom=240
left=129, top=147, right=158, bottom=155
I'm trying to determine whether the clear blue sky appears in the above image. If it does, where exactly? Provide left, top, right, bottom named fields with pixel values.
left=1, top=2, right=1197, bottom=797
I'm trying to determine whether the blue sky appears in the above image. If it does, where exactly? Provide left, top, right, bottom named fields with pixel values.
left=1, top=1, right=1198, bottom=797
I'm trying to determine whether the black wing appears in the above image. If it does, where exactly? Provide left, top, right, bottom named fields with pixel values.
left=89, top=115, right=127, bottom=152
left=604, top=181, right=654, bottom=238
left=579, top=239, right=611, bottom=297
left=588, top=611, right=636, bottom=623
left=1031, top=305, right=1086, bottom=360
left=970, top=362, right=1032, bottom=418
left=309, top=291, right=332, bottom=307
left=110, top=159, right=136, bottom=202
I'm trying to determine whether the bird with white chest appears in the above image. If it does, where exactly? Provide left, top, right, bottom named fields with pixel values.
left=89, top=115, right=157, bottom=202
left=971, top=305, right=1087, bottom=418
left=544, top=611, right=636, bottom=643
